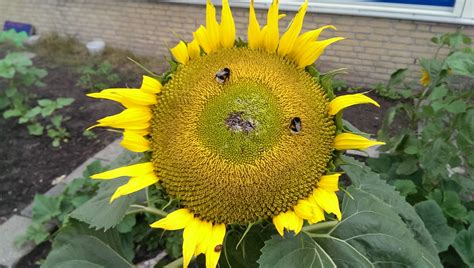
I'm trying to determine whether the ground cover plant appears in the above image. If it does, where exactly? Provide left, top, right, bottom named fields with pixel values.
left=370, top=30, right=474, bottom=267
left=14, top=1, right=474, bottom=267
left=0, top=32, right=161, bottom=224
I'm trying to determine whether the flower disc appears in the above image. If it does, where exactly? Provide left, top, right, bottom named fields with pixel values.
left=150, top=48, right=335, bottom=224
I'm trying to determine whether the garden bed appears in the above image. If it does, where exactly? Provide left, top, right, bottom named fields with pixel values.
left=0, top=34, right=162, bottom=224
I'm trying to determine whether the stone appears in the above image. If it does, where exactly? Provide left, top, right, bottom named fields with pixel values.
left=0, top=215, right=34, bottom=267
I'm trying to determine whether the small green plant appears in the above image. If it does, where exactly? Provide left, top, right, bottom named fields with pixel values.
left=76, top=61, right=120, bottom=92
left=16, top=160, right=104, bottom=246
left=368, top=30, right=473, bottom=267
left=0, top=30, right=75, bottom=146
left=18, top=155, right=182, bottom=264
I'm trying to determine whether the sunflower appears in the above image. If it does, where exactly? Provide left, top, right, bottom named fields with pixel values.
left=87, top=0, right=384, bottom=267
left=420, top=68, right=430, bottom=87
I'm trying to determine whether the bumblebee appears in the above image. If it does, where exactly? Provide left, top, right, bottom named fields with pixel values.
left=215, top=67, right=230, bottom=83
left=289, top=117, right=301, bottom=134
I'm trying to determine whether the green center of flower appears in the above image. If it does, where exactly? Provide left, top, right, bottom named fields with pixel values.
left=198, top=81, right=283, bottom=163
left=150, top=48, right=335, bottom=224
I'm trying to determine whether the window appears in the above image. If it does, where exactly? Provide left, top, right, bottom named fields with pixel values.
left=158, top=0, right=474, bottom=25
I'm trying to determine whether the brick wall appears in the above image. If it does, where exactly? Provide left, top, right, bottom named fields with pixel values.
left=0, top=0, right=472, bottom=87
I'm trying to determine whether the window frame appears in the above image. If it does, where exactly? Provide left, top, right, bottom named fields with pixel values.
left=156, top=0, right=474, bottom=25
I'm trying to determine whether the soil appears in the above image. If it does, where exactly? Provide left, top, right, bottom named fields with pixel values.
left=342, top=90, right=403, bottom=135
left=0, top=34, right=163, bottom=225
left=0, top=57, right=123, bottom=224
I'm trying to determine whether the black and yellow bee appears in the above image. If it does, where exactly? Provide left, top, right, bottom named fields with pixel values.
left=289, top=117, right=301, bottom=134
left=215, top=67, right=230, bottom=84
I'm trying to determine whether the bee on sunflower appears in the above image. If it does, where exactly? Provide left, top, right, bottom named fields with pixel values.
left=87, top=0, right=384, bottom=267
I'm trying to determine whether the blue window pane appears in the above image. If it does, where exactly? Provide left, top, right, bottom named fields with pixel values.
left=376, top=0, right=455, bottom=7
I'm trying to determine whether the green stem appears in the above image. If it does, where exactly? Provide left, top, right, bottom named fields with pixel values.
left=164, top=257, right=183, bottom=268
left=127, top=204, right=168, bottom=217
left=410, top=86, right=431, bottom=130
left=302, top=221, right=338, bottom=233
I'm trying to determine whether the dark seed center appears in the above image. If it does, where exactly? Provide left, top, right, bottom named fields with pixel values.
left=225, top=112, right=256, bottom=133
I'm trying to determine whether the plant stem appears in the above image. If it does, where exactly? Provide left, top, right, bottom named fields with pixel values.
left=410, top=86, right=431, bottom=130
left=164, top=257, right=183, bottom=268
left=127, top=204, right=168, bottom=217
left=302, top=221, right=338, bottom=233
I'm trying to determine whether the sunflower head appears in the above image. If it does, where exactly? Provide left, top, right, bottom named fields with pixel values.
left=420, top=68, right=431, bottom=87
left=87, top=0, right=384, bottom=267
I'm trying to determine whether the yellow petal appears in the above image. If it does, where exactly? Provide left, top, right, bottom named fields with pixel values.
left=334, top=133, right=385, bottom=150
left=100, top=88, right=157, bottom=106
left=273, top=210, right=303, bottom=235
left=247, top=0, right=262, bottom=49
left=420, top=69, right=430, bottom=87
left=313, top=189, right=342, bottom=220
left=194, top=26, right=212, bottom=54
left=110, top=172, right=159, bottom=202
left=150, top=208, right=194, bottom=230
left=272, top=213, right=285, bottom=236
left=187, top=39, right=201, bottom=60
left=328, top=93, right=380, bottom=115
left=277, top=0, right=308, bottom=56
left=182, top=218, right=202, bottom=268
left=294, top=199, right=315, bottom=220
left=170, top=41, right=189, bottom=65
left=89, top=107, right=152, bottom=130
left=318, top=174, right=341, bottom=192
left=121, top=130, right=150, bottom=152
left=195, top=220, right=213, bottom=255
left=90, top=162, right=154, bottom=180
left=87, top=91, right=138, bottom=108
left=263, top=0, right=280, bottom=52
left=288, top=25, right=336, bottom=61
left=307, top=204, right=325, bottom=224
left=206, top=0, right=220, bottom=53
left=288, top=211, right=304, bottom=234
left=220, top=0, right=235, bottom=48
left=140, top=75, right=162, bottom=94
left=296, top=37, right=344, bottom=68
left=205, top=223, right=226, bottom=268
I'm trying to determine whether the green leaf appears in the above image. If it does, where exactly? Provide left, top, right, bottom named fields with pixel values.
left=70, top=178, right=139, bottom=230
left=414, top=200, right=456, bottom=253
left=51, top=115, right=63, bottom=127
left=23, top=106, right=41, bottom=119
left=453, top=225, right=474, bottom=267
left=116, top=215, right=136, bottom=234
left=31, top=195, right=62, bottom=223
left=258, top=233, right=337, bottom=268
left=3, top=109, right=22, bottom=119
left=428, top=190, right=468, bottom=221
left=341, top=156, right=440, bottom=265
left=56, top=97, right=75, bottom=107
left=428, top=86, right=448, bottom=101
left=42, top=221, right=133, bottom=268
left=27, top=123, right=44, bottom=136
left=0, top=62, right=15, bottom=78
left=446, top=51, right=474, bottom=77
left=222, top=225, right=273, bottom=268
left=446, top=100, right=467, bottom=114
left=387, top=68, right=407, bottom=88
left=16, top=222, right=50, bottom=246
left=396, top=158, right=418, bottom=175
left=403, top=145, right=419, bottom=155
left=394, top=179, right=418, bottom=196
left=38, top=98, right=54, bottom=108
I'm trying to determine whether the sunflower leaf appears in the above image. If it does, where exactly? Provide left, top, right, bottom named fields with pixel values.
left=70, top=151, right=144, bottom=230
left=341, top=156, right=440, bottom=265
left=258, top=156, right=441, bottom=267
left=42, top=220, right=133, bottom=268
left=258, top=233, right=337, bottom=268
